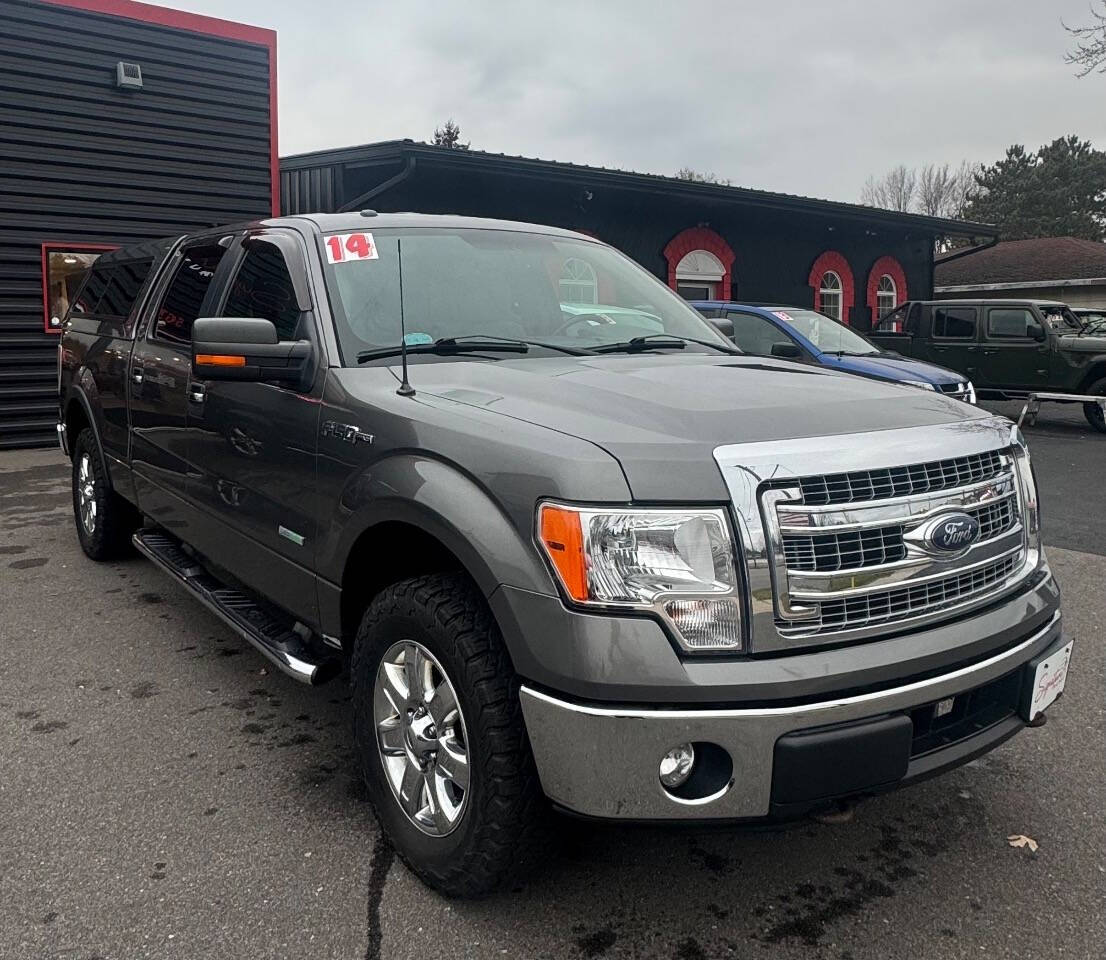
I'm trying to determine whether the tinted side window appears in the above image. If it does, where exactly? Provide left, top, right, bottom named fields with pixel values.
left=933, top=307, right=976, bottom=339
left=222, top=241, right=302, bottom=339
left=727, top=311, right=794, bottom=357
left=153, top=245, right=228, bottom=344
left=988, top=308, right=1038, bottom=339
left=73, top=264, right=114, bottom=315
left=907, top=302, right=921, bottom=333
left=96, top=258, right=154, bottom=319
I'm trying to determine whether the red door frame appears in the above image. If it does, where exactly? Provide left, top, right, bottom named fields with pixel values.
left=38, top=0, right=279, bottom=217
left=41, top=242, right=118, bottom=333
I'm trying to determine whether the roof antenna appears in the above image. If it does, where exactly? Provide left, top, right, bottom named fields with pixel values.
left=395, top=236, right=416, bottom=397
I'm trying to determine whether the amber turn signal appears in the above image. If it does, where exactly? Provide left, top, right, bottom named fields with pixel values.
left=538, top=504, right=588, bottom=602
left=195, top=354, right=246, bottom=366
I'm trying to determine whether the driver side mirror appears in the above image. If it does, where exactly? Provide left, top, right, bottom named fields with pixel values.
left=192, top=317, right=313, bottom=384
left=770, top=341, right=803, bottom=359
left=1029, top=324, right=1047, bottom=342
left=707, top=317, right=735, bottom=340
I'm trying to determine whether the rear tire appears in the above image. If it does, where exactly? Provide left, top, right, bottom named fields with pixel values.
left=72, top=428, right=139, bottom=560
left=351, top=572, right=547, bottom=897
left=1083, top=377, right=1106, bottom=434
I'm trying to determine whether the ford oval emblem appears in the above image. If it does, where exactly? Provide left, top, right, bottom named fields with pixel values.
left=928, top=513, right=980, bottom=552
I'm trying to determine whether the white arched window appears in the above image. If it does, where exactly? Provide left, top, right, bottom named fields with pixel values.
left=559, top=257, right=598, bottom=304
left=876, top=274, right=897, bottom=318
left=675, top=249, right=725, bottom=300
left=819, top=270, right=842, bottom=321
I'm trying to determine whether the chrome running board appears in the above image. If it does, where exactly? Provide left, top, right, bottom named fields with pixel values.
left=133, top=529, right=341, bottom=685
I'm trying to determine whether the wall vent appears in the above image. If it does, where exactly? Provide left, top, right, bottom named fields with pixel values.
left=116, top=61, right=143, bottom=89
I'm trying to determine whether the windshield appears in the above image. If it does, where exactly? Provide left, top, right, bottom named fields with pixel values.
left=766, top=308, right=880, bottom=355
left=1078, top=310, right=1106, bottom=334
left=1043, top=306, right=1085, bottom=332
left=320, top=228, right=731, bottom=363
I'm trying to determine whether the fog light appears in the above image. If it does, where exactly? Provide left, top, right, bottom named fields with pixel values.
left=665, top=597, right=742, bottom=651
left=659, top=742, right=695, bottom=788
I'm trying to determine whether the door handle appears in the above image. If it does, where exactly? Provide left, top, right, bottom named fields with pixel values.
left=982, top=348, right=998, bottom=355
left=188, top=383, right=206, bottom=404
left=132, top=367, right=144, bottom=385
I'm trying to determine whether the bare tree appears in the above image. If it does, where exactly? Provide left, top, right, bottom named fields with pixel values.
left=916, top=161, right=975, bottom=219
left=432, top=119, right=469, bottom=150
left=675, top=167, right=732, bottom=186
left=860, top=165, right=916, bottom=212
left=1064, top=2, right=1106, bottom=76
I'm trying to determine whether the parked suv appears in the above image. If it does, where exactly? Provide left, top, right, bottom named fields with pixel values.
left=693, top=301, right=975, bottom=402
left=58, top=214, right=1071, bottom=896
left=871, top=299, right=1106, bottom=432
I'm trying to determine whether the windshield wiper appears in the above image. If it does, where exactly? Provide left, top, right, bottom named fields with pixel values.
left=591, top=333, right=741, bottom=355
left=356, top=335, right=595, bottom=364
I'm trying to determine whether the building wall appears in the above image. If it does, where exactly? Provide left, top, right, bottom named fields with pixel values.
left=935, top=284, right=1106, bottom=308
left=0, top=0, right=277, bottom=448
left=287, top=159, right=933, bottom=332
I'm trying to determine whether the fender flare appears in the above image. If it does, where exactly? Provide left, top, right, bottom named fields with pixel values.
left=65, top=377, right=112, bottom=490
left=324, top=453, right=557, bottom=600
left=1078, top=358, right=1106, bottom=391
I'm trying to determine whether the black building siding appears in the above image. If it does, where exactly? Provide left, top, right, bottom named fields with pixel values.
left=0, top=0, right=276, bottom=448
left=283, top=151, right=937, bottom=332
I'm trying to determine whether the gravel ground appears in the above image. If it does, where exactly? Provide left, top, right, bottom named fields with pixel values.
left=1, top=425, right=1102, bottom=960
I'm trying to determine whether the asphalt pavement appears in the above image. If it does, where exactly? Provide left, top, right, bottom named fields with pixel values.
left=1, top=419, right=1103, bottom=960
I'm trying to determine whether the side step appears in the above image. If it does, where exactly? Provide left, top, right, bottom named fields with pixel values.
left=133, top=529, right=342, bottom=685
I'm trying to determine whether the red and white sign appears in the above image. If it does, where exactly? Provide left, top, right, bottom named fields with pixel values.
left=1029, top=640, right=1074, bottom=720
left=325, top=232, right=379, bottom=264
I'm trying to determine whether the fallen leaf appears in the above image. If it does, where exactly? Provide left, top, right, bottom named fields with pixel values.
left=1007, top=834, right=1039, bottom=852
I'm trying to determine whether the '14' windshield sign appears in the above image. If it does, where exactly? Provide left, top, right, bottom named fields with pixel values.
left=325, top=232, right=378, bottom=264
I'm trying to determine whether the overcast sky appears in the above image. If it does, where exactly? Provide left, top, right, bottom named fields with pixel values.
left=176, top=0, right=1106, bottom=204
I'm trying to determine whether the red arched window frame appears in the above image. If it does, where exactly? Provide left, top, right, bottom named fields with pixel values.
left=663, top=227, right=736, bottom=300
left=866, top=255, right=909, bottom=327
left=808, top=251, right=855, bottom=325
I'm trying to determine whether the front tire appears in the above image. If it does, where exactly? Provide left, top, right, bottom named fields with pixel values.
left=1082, top=377, right=1106, bottom=434
left=71, top=427, right=139, bottom=560
left=351, top=573, right=547, bottom=897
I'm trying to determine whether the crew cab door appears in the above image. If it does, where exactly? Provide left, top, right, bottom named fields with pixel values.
left=129, top=237, right=233, bottom=528
left=927, top=305, right=980, bottom=381
left=979, top=305, right=1051, bottom=392
left=186, top=230, right=324, bottom=622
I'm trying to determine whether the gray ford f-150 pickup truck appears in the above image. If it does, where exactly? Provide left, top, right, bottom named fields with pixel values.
left=58, top=213, right=1071, bottom=897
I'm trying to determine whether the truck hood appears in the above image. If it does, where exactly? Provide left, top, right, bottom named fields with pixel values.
left=818, top=352, right=966, bottom=386
left=391, top=354, right=990, bottom=500
left=1059, top=333, right=1106, bottom=353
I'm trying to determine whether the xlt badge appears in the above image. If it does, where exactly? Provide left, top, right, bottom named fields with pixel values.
left=322, top=421, right=374, bottom=445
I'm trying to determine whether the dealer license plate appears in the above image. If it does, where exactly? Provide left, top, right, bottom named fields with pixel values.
left=1029, top=641, right=1074, bottom=720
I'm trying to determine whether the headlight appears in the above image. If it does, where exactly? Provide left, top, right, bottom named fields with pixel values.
left=537, top=503, right=743, bottom=651
left=966, top=381, right=977, bottom=404
left=902, top=380, right=937, bottom=391
left=1009, top=427, right=1041, bottom=549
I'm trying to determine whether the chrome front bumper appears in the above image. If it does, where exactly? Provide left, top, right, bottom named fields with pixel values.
left=520, top=611, right=1063, bottom=820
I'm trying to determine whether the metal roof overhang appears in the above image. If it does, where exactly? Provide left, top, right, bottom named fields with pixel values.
left=282, top=140, right=998, bottom=239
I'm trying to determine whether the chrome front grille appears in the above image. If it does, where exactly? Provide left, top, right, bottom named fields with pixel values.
left=781, top=554, right=1020, bottom=637
left=938, top=382, right=971, bottom=402
left=713, top=418, right=1038, bottom=653
left=784, top=526, right=905, bottom=572
left=796, top=449, right=1004, bottom=506
left=781, top=495, right=1016, bottom=574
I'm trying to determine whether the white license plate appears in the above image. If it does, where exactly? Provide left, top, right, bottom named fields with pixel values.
left=1029, top=641, right=1074, bottom=720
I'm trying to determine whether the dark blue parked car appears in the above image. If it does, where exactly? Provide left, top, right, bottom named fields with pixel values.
left=692, top=301, right=976, bottom=403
